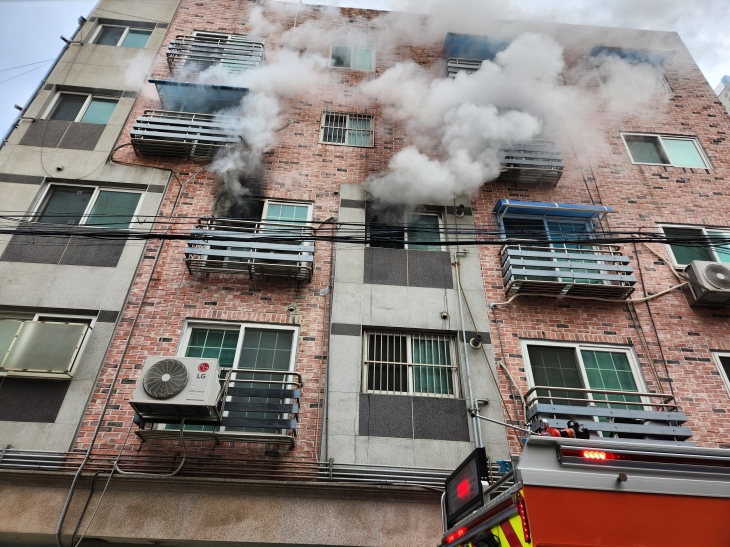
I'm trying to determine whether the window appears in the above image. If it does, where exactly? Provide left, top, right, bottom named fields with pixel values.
left=523, top=342, right=644, bottom=409
left=363, top=331, right=458, bottom=398
left=591, top=47, right=672, bottom=91
left=47, top=93, right=118, bottom=124
left=660, top=225, right=730, bottom=267
left=622, top=134, right=710, bottom=168
left=34, top=184, right=142, bottom=228
left=319, top=112, right=374, bottom=147
left=330, top=45, right=374, bottom=71
left=167, top=322, right=299, bottom=432
left=366, top=204, right=443, bottom=251
left=713, top=353, right=730, bottom=396
left=0, top=313, right=93, bottom=377
left=94, top=25, right=152, bottom=48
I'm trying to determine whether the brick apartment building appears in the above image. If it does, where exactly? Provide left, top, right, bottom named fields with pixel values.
left=0, top=0, right=729, bottom=545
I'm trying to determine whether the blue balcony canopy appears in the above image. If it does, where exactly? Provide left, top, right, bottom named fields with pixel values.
left=443, top=32, right=509, bottom=61
left=589, top=46, right=673, bottom=67
left=493, top=199, right=613, bottom=222
left=150, top=79, right=249, bottom=114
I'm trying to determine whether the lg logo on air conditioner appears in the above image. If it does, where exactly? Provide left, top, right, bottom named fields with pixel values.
left=197, top=362, right=210, bottom=379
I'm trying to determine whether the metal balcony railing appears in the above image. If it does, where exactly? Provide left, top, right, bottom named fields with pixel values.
left=500, top=243, right=636, bottom=299
left=130, top=110, right=240, bottom=159
left=525, top=386, right=692, bottom=442
left=446, top=57, right=484, bottom=78
left=136, top=369, right=302, bottom=447
left=167, top=34, right=265, bottom=72
left=185, top=217, right=315, bottom=281
left=496, top=141, right=564, bottom=185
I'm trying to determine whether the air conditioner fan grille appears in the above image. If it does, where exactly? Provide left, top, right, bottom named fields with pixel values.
left=703, top=263, right=730, bottom=290
left=143, top=359, right=189, bottom=399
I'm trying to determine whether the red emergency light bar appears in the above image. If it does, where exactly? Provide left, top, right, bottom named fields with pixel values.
left=560, top=447, right=730, bottom=471
left=445, top=527, right=467, bottom=543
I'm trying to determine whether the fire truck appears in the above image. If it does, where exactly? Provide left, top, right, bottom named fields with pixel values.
left=440, top=436, right=730, bottom=547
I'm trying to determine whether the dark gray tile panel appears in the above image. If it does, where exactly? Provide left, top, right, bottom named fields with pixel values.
left=0, top=378, right=71, bottom=423
left=412, top=397, right=470, bottom=441
left=364, top=247, right=408, bottom=286
left=59, top=236, right=126, bottom=267
left=57, top=123, right=106, bottom=151
left=340, top=199, right=366, bottom=209
left=97, top=310, right=120, bottom=323
left=0, top=174, right=44, bottom=185
left=146, top=184, right=165, bottom=193
left=19, top=120, right=70, bottom=148
left=57, top=85, right=125, bottom=98
left=407, top=250, right=453, bottom=289
left=359, top=393, right=413, bottom=438
left=122, top=91, right=138, bottom=99
left=0, top=232, right=69, bottom=264
left=331, top=323, right=361, bottom=336
left=97, top=17, right=157, bottom=29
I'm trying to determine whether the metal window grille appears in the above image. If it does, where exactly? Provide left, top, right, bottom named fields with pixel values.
left=363, top=331, right=458, bottom=398
left=320, top=113, right=374, bottom=147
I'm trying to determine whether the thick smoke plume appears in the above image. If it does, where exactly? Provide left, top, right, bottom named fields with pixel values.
left=182, top=0, right=673, bottom=211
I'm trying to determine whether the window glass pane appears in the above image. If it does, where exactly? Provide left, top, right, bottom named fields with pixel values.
left=662, top=138, right=707, bottom=168
left=0, top=320, right=23, bottom=365
left=527, top=345, right=585, bottom=405
left=624, top=135, right=668, bottom=164
left=1, top=321, right=87, bottom=373
left=662, top=227, right=713, bottom=265
left=37, top=186, right=95, bottom=225
left=121, top=29, right=151, bottom=48
left=95, top=26, right=125, bottom=46
left=406, top=214, right=441, bottom=251
left=708, top=231, right=730, bottom=264
left=86, top=191, right=141, bottom=228
left=719, top=356, right=730, bottom=385
left=347, top=115, right=373, bottom=146
left=581, top=350, right=641, bottom=408
left=80, top=98, right=117, bottom=124
left=50, top=94, right=87, bottom=121
left=238, top=329, right=293, bottom=371
left=184, top=328, right=238, bottom=367
left=366, top=332, right=408, bottom=393
left=352, top=48, right=373, bottom=71
left=366, top=203, right=406, bottom=249
left=323, top=113, right=347, bottom=144
left=412, top=336, right=454, bottom=395
left=331, top=45, right=351, bottom=68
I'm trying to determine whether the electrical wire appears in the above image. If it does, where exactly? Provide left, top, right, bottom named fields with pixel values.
left=0, top=64, right=52, bottom=85
left=0, top=58, right=55, bottom=72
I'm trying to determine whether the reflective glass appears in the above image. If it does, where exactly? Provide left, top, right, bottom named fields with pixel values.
left=37, top=186, right=94, bottom=225
left=581, top=350, right=641, bottom=408
left=121, top=29, right=151, bottom=48
left=95, top=26, right=125, bottom=46
left=528, top=345, right=585, bottom=406
left=708, top=231, right=730, bottom=264
left=624, top=136, right=667, bottom=164
left=663, top=227, right=713, bottom=265
left=86, top=191, right=140, bottom=228
left=352, top=48, right=373, bottom=71
left=1, top=321, right=87, bottom=373
left=0, top=320, right=23, bottom=365
left=662, top=138, right=708, bottom=168
left=331, top=45, right=351, bottom=68
left=80, top=98, right=117, bottom=124
left=50, top=94, right=86, bottom=121
left=406, top=214, right=441, bottom=251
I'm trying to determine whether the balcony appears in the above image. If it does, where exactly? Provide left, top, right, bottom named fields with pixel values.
left=130, top=110, right=240, bottom=159
left=525, top=386, right=692, bottom=442
left=167, top=34, right=264, bottom=73
left=446, top=58, right=483, bottom=78
left=443, top=32, right=507, bottom=78
left=135, top=369, right=302, bottom=447
left=495, top=141, right=564, bottom=185
left=501, top=243, right=636, bottom=299
left=184, top=217, right=315, bottom=281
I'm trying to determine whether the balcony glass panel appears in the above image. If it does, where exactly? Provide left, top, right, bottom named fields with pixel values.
left=0, top=321, right=87, bottom=373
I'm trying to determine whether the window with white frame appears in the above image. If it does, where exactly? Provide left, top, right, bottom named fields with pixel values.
left=166, top=322, right=299, bottom=432
left=622, top=133, right=711, bottom=169
left=363, top=331, right=459, bottom=398
left=659, top=225, right=730, bottom=267
left=47, top=93, right=118, bottom=124
left=33, top=184, right=142, bottom=228
left=366, top=203, right=444, bottom=251
left=94, top=25, right=152, bottom=48
left=330, top=44, right=374, bottom=71
left=712, top=353, right=730, bottom=397
left=591, top=47, right=672, bottom=92
left=523, top=341, right=645, bottom=408
left=319, top=112, right=374, bottom=147
left=0, top=312, right=93, bottom=377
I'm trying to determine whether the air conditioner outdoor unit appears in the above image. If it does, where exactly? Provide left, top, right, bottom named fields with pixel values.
left=129, top=356, right=222, bottom=424
left=685, top=260, right=730, bottom=308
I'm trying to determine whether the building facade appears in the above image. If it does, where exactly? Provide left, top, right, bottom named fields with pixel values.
left=0, top=1, right=729, bottom=546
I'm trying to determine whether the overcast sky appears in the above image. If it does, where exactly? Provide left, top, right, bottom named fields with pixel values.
left=1, top=0, right=729, bottom=140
